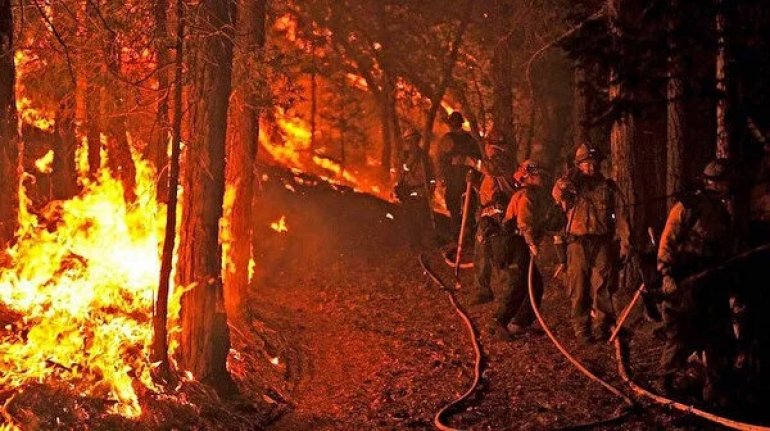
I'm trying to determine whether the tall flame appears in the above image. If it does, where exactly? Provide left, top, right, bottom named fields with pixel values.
left=0, top=157, right=176, bottom=418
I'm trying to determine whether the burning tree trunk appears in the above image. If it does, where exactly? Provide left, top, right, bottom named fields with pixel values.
left=86, top=83, right=102, bottom=177
left=666, top=0, right=685, bottom=208
left=149, top=0, right=170, bottom=179
left=52, top=101, right=78, bottom=200
left=177, top=0, right=236, bottom=391
left=0, top=0, right=18, bottom=246
left=152, top=0, right=185, bottom=379
left=225, top=0, right=266, bottom=322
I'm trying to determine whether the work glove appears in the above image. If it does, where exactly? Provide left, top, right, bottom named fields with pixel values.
left=528, top=243, right=539, bottom=257
left=661, top=275, right=678, bottom=298
left=554, top=238, right=567, bottom=265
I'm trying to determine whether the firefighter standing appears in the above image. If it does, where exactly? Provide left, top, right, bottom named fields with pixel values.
left=552, top=144, right=631, bottom=342
left=493, top=160, right=555, bottom=338
left=656, top=159, right=735, bottom=402
left=470, top=129, right=517, bottom=305
left=394, top=127, right=435, bottom=247
left=437, top=112, right=482, bottom=246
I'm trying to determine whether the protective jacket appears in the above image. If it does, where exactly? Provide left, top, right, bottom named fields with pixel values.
left=396, top=147, right=434, bottom=199
left=553, top=173, right=631, bottom=252
left=658, top=190, right=732, bottom=276
left=505, top=185, right=553, bottom=246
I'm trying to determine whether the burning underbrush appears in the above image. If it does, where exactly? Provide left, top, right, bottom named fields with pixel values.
left=0, top=160, right=171, bottom=420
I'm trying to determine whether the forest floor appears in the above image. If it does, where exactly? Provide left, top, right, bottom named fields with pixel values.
left=244, top=167, right=765, bottom=431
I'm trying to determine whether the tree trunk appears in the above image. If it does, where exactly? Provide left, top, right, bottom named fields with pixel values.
left=572, top=60, right=590, bottom=150
left=491, top=35, right=516, bottom=153
left=310, top=41, right=317, bottom=152
left=0, top=0, right=18, bottom=246
left=104, top=29, right=137, bottom=202
left=224, top=0, right=266, bottom=323
left=74, top=1, right=88, bottom=141
left=152, top=0, right=185, bottom=380
left=609, top=0, right=638, bottom=242
left=86, top=84, right=102, bottom=177
left=666, top=0, right=685, bottom=209
left=715, top=0, right=730, bottom=159
left=150, top=0, right=170, bottom=182
left=52, top=102, right=78, bottom=200
left=177, top=0, right=236, bottom=392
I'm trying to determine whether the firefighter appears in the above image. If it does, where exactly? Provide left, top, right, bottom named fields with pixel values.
left=552, top=144, right=632, bottom=342
left=437, top=112, right=482, bottom=247
left=491, top=159, right=555, bottom=338
left=470, top=129, right=517, bottom=305
left=656, top=158, right=734, bottom=403
left=394, top=127, right=435, bottom=247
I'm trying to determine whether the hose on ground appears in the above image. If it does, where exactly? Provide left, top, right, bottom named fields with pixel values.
left=613, top=338, right=770, bottom=431
left=527, top=256, right=636, bottom=429
left=419, top=253, right=483, bottom=431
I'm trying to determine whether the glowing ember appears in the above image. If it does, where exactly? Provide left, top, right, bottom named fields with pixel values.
left=270, top=216, right=288, bottom=233
left=270, top=357, right=280, bottom=366
left=34, top=149, right=54, bottom=174
left=385, top=213, right=394, bottom=220
left=0, top=158, right=177, bottom=417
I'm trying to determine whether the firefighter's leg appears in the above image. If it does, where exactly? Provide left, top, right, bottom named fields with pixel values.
left=659, top=292, right=697, bottom=394
left=590, top=239, right=617, bottom=339
left=473, top=228, right=493, bottom=304
left=495, top=246, right=524, bottom=327
left=568, top=239, right=591, bottom=338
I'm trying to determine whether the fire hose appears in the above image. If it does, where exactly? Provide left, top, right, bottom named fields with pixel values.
left=419, top=253, right=483, bottom=431
left=612, top=339, right=770, bottom=431
left=527, top=256, right=637, bottom=429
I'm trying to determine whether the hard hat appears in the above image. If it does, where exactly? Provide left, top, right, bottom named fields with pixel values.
left=402, top=127, right=421, bottom=141
left=447, top=111, right=464, bottom=127
left=701, top=158, right=732, bottom=181
left=574, top=144, right=603, bottom=164
left=519, top=159, right=543, bottom=176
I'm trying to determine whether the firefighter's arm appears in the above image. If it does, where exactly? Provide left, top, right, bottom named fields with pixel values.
left=552, top=178, right=575, bottom=210
left=612, top=183, right=633, bottom=259
left=657, top=202, right=686, bottom=277
left=517, top=189, right=538, bottom=249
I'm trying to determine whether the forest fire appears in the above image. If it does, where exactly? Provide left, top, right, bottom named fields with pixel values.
left=270, top=216, right=288, bottom=233
left=0, top=160, right=172, bottom=418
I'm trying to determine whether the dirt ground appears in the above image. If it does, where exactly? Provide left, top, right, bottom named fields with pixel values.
left=246, top=168, right=768, bottom=431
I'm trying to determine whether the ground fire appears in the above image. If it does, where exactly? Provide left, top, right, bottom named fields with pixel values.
left=2, top=0, right=770, bottom=430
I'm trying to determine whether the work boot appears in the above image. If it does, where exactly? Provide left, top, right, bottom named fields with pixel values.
left=489, top=322, right=512, bottom=342
left=592, top=325, right=612, bottom=342
left=506, top=322, right=527, bottom=337
left=575, top=330, right=596, bottom=345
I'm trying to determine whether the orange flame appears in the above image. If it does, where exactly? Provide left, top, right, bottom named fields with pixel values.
left=34, top=149, right=54, bottom=174
left=270, top=216, right=288, bottom=233
left=0, top=156, right=179, bottom=418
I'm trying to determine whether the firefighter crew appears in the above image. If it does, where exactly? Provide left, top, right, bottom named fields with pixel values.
left=437, top=111, right=482, bottom=246
left=655, top=158, right=735, bottom=403
left=394, top=127, right=435, bottom=247
left=552, top=144, right=632, bottom=343
left=492, top=159, right=555, bottom=338
left=470, top=129, right=517, bottom=305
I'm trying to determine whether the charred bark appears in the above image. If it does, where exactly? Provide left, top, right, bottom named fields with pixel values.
left=225, top=0, right=266, bottom=322
left=177, top=0, right=236, bottom=393
left=715, top=0, right=730, bottom=159
left=0, top=0, right=18, bottom=245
